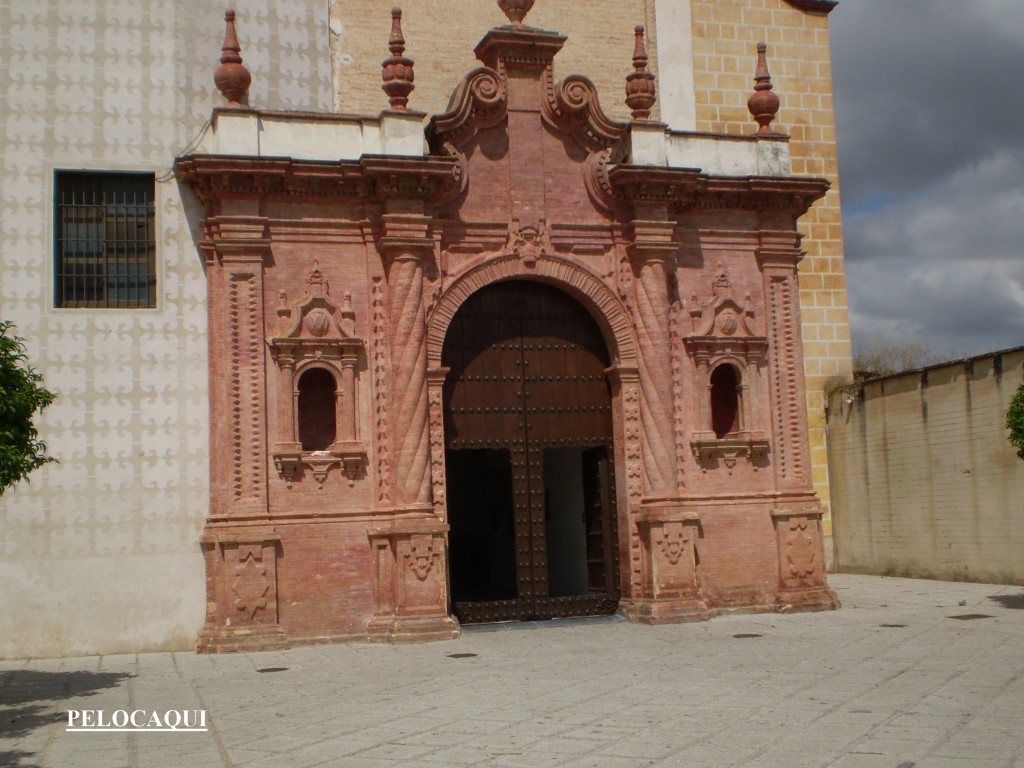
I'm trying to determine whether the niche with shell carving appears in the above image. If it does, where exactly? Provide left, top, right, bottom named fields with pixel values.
left=684, top=265, right=770, bottom=470
left=268, top=261, right=366, bottom=488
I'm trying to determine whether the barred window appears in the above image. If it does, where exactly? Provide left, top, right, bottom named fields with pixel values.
left=55, top=171, right=156, bottom=308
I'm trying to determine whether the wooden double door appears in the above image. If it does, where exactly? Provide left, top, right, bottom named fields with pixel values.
left=442, top=281, right=619, bottom=623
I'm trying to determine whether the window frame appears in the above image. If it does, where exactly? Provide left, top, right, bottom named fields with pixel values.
left=53, top=170, right=157, bottom=310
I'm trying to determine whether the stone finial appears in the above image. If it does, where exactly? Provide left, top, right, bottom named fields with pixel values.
left=307, top=259, right=329, bottom=294
left=214, top=9, right=251, bottom=107
left=497, top=0, right=536, bottom=25
left=747, top=42, right=781, bottom=134
left=381, top=7, right=415, bottom=110
left=625, top=25, right=657, bottom=121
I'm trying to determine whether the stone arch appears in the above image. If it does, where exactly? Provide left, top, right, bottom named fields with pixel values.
left=426, top=253, right=638, bottom=369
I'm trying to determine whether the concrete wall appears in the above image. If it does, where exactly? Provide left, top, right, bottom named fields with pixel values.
left=828, top=348, right=1024, bottom=585
left=0, top=0, right=330, bottom=659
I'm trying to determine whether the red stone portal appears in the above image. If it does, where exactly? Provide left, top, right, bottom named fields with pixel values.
left=177, top=6, right=838, bottom=651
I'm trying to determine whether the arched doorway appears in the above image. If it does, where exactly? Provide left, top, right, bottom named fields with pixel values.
left=442, top=281, right=619, bottom=623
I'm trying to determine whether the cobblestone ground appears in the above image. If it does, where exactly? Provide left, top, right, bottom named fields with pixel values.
left=2, top=574, right=1023, bottom=768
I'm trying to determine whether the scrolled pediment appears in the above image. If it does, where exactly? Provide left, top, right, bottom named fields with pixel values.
left=428, top=67, right=508, bottom=152
left=684, top=264, right=767, bottom=363
left=270, top=261, right=361, bottom=352
left=542, top=75, right=627, bottom=154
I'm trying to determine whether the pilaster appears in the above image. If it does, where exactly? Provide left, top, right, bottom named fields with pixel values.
left=626, top=219, right=679, bottom=500
left=757, top=230, right=812, bottom=493
left=379, top=213, right=435, bottom=511
left=208, top=215, right=272, bottom=519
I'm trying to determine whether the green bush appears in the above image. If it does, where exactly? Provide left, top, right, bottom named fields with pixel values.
left=1009, top=381, right=1024, bottom=461
left=0, top=321, right=57, bottom=494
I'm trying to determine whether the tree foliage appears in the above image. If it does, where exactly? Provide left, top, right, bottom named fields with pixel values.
left=0, top=321, right=57, bottom=495
left=853, top=334, right=942, bottom=378
left=1008, top=381, right=1024, bottom=461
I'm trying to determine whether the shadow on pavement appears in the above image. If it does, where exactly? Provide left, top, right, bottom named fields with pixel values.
left=0, top=669, right=132, bottom=768
left=989, top=593, right=1024, bottom=610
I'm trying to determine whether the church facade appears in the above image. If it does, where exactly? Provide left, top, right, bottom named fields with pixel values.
left=177, top=1, right=837, bottom=649
left=0, top=0, right=847, bottom=657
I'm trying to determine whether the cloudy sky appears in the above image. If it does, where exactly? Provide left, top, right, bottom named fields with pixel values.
left=829, top=0, right=1024, bottom=359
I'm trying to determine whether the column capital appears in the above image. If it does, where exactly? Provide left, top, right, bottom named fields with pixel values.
left=756, top=229, right=804, bottom=270
left=426, top=366, right=451, bottom=384
left=626, top=219, right=678, bottom=264
left=208, top=215, right=271, bottom=262
left=378, top=213, right=436, bottom=261
left=605, top=364, right=639, bottom=386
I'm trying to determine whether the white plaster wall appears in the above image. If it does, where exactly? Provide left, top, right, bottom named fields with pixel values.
left=0, top=0, right=331, bottom=659
left=653, top=0, right=696, bottom=131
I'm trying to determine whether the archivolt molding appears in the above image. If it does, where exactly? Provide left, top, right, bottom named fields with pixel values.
left=425, top=251, right=637, bottom=369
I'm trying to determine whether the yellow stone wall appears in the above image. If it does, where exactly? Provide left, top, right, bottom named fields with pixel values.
left=330, top=0, right=853, bottom=546
left=330, top=0, right=649, bottom=120
left=690, top=0, right=853, bottom=540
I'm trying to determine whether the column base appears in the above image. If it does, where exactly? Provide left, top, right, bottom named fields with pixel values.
left=621, top=597, right=710, bottom=625
left=777, top=586, right=841, bottom=613
left=196, top=624, right=289, bottom=654
left=366, top=614, right=461, bottom=644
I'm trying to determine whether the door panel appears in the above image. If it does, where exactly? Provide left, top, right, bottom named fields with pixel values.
left=443, top=281, right=618, bottom=623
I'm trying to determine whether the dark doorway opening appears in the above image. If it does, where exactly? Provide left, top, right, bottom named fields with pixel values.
left=446, top=448, right=517, bottom=602
left=442, top=281, right=619, bottom=624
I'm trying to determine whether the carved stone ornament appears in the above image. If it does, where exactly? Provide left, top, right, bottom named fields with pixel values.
left=507, top=222, right=552, bottom=268
left=785, top=518, right=817, bottom=580
left=770, top=508, right=840, bottom=611
left=233, top=549, right=269, bottom=619
left=690, top=436, right=769, bottom=472
left=269, top=261, right=366, bottom=488
left=684, top=263, right=767, bottom=364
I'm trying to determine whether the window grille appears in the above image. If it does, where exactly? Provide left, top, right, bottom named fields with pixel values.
left=55, top=171, right=156, bottom=308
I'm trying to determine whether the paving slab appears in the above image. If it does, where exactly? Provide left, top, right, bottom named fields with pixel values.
left=2, top=574, right=1024, bottom=767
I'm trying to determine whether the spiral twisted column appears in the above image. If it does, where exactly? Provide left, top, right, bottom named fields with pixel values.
left=628, top=221, right=678, bottom=499
left=380, top=214, right=434, bottom=510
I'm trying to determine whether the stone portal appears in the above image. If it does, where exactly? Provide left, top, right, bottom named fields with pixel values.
left=177, top=2, right=838, bottom=650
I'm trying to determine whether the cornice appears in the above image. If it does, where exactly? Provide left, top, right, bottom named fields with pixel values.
left=174, top=154, right=459, bottom=206
left=606, top=166, right=829, bottom=216
left=695, top=176, right=829, bottom=215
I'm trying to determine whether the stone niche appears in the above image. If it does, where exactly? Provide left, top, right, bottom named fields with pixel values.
left=268, top=261, right=366, bottom=490
left=684, top=264, right=770, bottom=472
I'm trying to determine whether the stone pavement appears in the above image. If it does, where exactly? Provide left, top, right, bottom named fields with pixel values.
left=2, top=574, right=1023, bottom=768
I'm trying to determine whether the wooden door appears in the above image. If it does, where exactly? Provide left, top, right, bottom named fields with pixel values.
left=443, top=281, right=618, bottom=623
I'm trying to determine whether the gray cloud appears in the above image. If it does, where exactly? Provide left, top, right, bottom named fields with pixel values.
left=830, top=1, right=1024, bottom=358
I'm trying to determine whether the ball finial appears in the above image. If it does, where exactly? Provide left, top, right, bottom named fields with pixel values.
left=497, top=0, right=536, bottom=25
left=748, top=42, right=781, bottom=134
left=214, top=9, right=251, bottom=107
